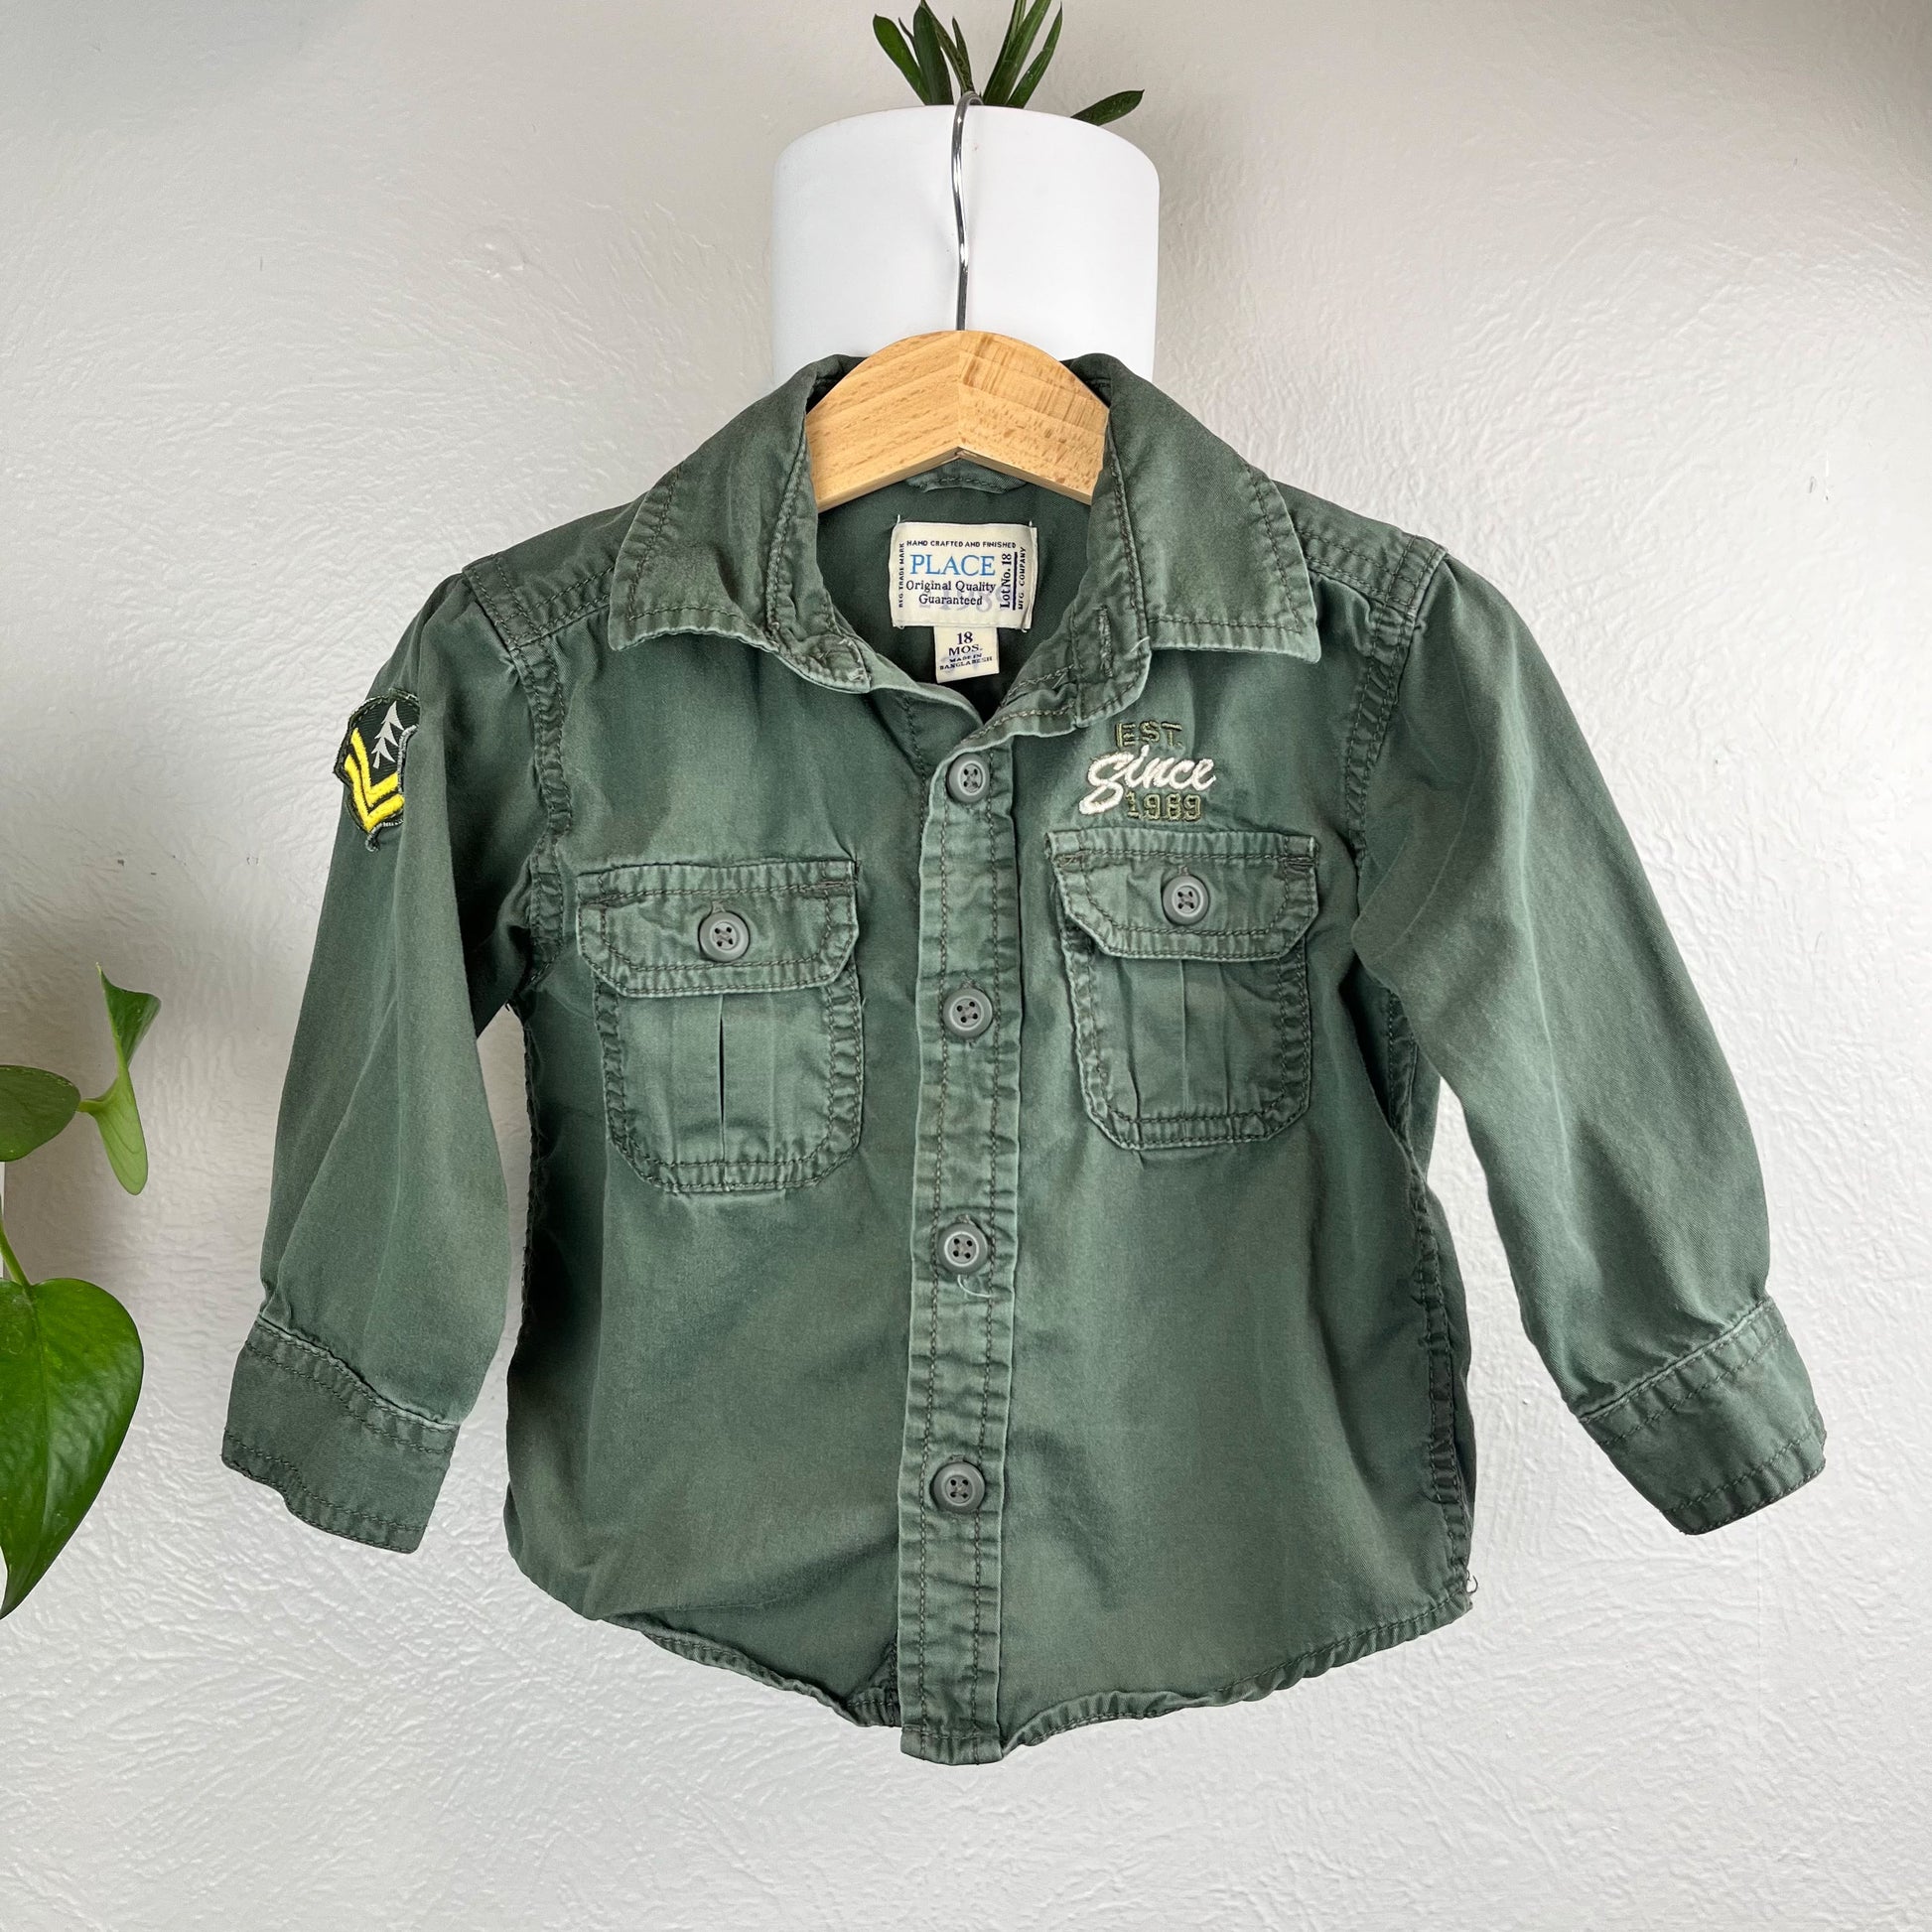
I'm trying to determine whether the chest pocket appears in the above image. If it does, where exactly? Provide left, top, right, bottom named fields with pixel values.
left=1045, top=826, right=1318, bottom=1150
left=576, top=857, right=862, bottom=1194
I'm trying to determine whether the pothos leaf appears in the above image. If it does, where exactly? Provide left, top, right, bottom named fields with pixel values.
left=0, top=1066, right=79, bottom=1164
left=74, top=968, right=160, bottom=1196
left=0, top=1274, right=143, bottom=1617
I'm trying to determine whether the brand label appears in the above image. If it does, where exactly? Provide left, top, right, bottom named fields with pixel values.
left=889, top=521, right=1036, bottom=630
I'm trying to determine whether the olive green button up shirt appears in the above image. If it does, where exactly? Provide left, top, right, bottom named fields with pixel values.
left=222, top=351, right=1826, bottom=1767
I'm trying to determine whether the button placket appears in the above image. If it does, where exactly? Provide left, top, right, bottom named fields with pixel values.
left=895, top=737, right=1022, bottom=1768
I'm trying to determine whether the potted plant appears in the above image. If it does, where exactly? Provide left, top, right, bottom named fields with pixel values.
left=872, top=0, right=1143, bottom=124
left=0, top=970, right=159, bottom=1617
left=771, top=2, right=1159, bottom=377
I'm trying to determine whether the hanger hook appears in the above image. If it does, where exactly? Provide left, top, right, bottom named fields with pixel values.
left=951, top=90, right=980, bottom=331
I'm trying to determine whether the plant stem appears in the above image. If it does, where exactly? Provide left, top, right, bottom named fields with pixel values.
left=0, top=1197, right=27, bottom=1285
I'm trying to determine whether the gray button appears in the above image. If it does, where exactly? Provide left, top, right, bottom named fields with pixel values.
left=936, top=1218, right=989, bottom=1276
left=930, top=1459, right=986, bottom=1513
left=945, top=754, right=990, bottom=804
left=941, top=982, right=993, bottom=1040
left=1161, top=871, right=1211, bottom=925
left=696, top=908, right=752, bottom=961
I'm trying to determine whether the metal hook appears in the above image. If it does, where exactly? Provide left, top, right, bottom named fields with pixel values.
left=951, top=90, right=980, bottom=330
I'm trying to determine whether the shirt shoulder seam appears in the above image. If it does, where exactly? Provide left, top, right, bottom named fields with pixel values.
left=1339, top=537, right=1449, bottom=858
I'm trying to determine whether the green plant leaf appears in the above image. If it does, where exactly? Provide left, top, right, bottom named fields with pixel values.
left=981, top=0, right=1023, bottom=101
left=874, top=15, right=928, bottom=98
left=0, top=1274, right=143, bottom=1617
left=73, top=969, right=160, bottom=1196
left=0, top=1067, right=80, bottom=1164
left=940, top=14, right=975, bottom=92
left=1072, top=88, right=1144, bottom=124
left=984, top=0, right=1048, bottom=104
left=1005, top=6, right=1062, bottom=107
left=910, top=4, right=954, bottom=103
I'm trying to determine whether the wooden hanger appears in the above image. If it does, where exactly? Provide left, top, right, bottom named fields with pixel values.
left=804, top=93, right=1109, bottom=512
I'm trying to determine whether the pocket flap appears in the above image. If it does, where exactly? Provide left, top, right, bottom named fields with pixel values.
left=577, top=857, right=859, bottom=997
left=1045, top=827, right=1317, bottom=961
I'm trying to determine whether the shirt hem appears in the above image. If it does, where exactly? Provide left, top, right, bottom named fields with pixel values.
left=575, top=1570, right=1472, bottom=1765
left=1001, top=1582, right=1473, bottom=1758
left=604, top=1609, right=902, bottom=1730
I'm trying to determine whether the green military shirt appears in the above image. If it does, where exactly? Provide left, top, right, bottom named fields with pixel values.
left=222, top=350, right=1826, bottom=1767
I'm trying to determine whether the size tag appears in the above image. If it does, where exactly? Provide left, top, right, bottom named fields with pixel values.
left=889, top=521, right=1036, bottom=630
left=933, top=628, right=1001, bottom=682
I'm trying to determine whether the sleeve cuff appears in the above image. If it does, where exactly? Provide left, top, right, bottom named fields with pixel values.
left=220, top=1313, right=458, bottom=1553
left=1577, top=1297, right=1826, bottom=1535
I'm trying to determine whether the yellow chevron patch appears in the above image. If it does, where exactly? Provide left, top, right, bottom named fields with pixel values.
left=337, top=693, right=418, bottom=846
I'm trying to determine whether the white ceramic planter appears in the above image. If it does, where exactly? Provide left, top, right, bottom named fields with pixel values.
left=770, top=104, right=1160, bottom=385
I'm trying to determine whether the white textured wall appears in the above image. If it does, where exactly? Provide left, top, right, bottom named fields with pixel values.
left=3, top=1, right=1927, bottom=1925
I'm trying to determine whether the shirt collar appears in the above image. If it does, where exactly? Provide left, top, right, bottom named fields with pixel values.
left=607, top=349, right=1320, bottom=722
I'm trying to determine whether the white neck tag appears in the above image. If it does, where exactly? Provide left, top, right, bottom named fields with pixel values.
left=888, top=521, right=1037, bottom=682
left=932, top=628, right=1002, bottom=681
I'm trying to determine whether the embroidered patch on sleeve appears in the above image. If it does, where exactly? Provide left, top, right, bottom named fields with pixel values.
left=338, top=693, right=419, bottom=846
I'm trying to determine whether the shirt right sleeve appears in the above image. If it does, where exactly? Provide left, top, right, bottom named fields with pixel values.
left=1351, top=551, right=1826, bottom=1534
left=220, top=573, right=546, bottom=1552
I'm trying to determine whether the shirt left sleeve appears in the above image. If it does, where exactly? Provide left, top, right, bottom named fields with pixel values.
left=220, top=571, right=545, bottom=1552
left=1351, top=550, right=1826, bottom=1534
